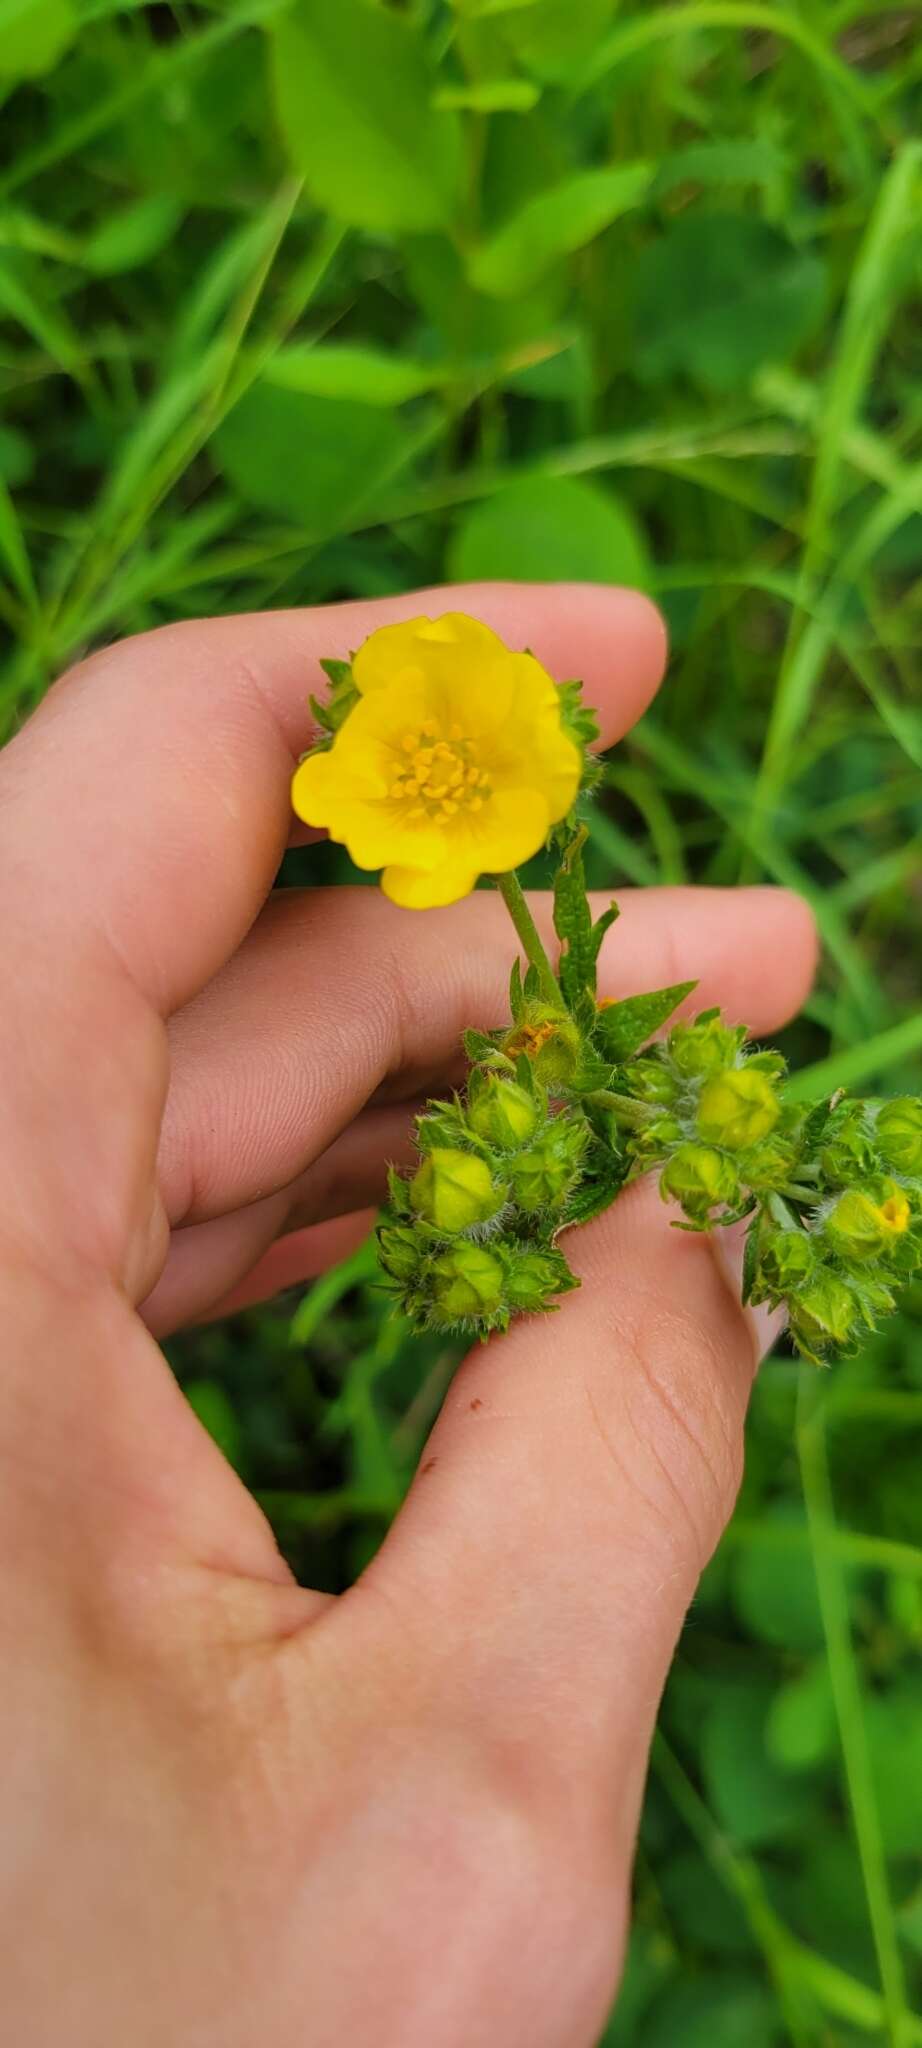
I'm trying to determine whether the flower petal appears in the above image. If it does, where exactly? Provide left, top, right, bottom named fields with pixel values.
left=381, top=861, right=480, bottom=909
left=353, top=613, right=511, bottom=695
left=461, top=785, right=551, bottom=872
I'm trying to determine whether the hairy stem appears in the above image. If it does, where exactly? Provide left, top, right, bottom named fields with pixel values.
left=494, top=870, right=560, bottom=1007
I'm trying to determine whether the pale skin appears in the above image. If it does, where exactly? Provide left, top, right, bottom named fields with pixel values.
left=0, top=582, right=817, bottom=2046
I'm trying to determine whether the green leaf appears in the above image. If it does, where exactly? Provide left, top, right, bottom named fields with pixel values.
left=634, top=213, right=826, bottom=391
left=490, top=0, right=622, bottom=87
left=701, top=1683, right=813, bottom=1846
left=596, top=981, right=696, bottom=1061
left=468, top=161, right=652, bottom=297
left=449, top=475, right=650, bottom=590
left=0, top=0, right=76, bottom=78
left=641, top=1973, right=779, bottom=2048
left=269, top=0, right=461, bottom=233
left=433, top=78, right=540, bottom=114
left=560, top=1134, right=628, bottom=1228
left=553, top=829, right=599, bottom=1008
left=865, top=1681, right=922, bottom=1856
left=263, top=343, right=453, bottom=407
left=213, top=383, right=407, bottom=534
left=767, top=1661, right=838, bottom=1771
left=83, top=195, right=183, bottom=277
left=731, top=1512, right=825, bottom=1652
left=650, top=137, right=787, bottom=200
left=509, top=955, right=526, bottom=1022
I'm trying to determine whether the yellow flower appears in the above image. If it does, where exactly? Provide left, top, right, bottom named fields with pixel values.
left=291, top=613, right=582, bottom=908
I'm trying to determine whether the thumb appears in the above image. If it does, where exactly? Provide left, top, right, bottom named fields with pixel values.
left=361, top=1180, right=763, bottom=1812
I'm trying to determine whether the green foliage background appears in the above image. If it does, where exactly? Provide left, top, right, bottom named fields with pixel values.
left=2, top=1, right=920, bottom=2039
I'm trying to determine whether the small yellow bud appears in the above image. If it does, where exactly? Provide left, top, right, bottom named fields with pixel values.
left=696, top=1067, right=780, bottom=1151
left=410, top=1149, right=506, bottom=1232
left=430, top=1244, right=505, bottom=1322
left=824, top=1180, right=911, bottom=1262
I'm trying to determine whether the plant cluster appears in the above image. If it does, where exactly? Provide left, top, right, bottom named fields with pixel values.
left=298, top=620, right=921, bottom=1367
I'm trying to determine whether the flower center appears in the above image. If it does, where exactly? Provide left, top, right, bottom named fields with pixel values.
left=388, top=721, right=492, bottom=823
left=878, top=1192, right=910, bottom=1233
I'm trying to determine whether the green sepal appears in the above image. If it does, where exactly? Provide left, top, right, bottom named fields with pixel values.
left=462, top=1027, right=508, bottom=1066
left=595, top=980, right=698, bottom=1062
left=308, top=657, right=359, bottom=748
left=509, top=956, right=526, bottom=1022
left=553, top=828, right=617, bottom=1010
left=523, top=962, right=543, bottom=1002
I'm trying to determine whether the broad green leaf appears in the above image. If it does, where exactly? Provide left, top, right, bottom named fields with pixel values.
left=766, top=1661, right=837, bottom=1771
left=596, top=981, right=697, bottom=1062
left=731, top=1512, right=825, bottom=1652
left=633, top=213, right=826, bottom=391
left=641, top=1974, right=779, bottom=2048
left=491, top=0, right=618, bottom=85
left=214, top=383, right=408, bottom=533
left=269, top=0, right=461, bottom=233
left=468, top=161, right=652, bottom=297
left=0, top=0, right=76, bottom=78
left=263, top=344, right=451, bottom=407
left=700, top=1684, right=813, bottom=1846
left=651, top=137, right=787, bottom=199
left=865, top=1681, right=922, bottom=1856
left=406, top=232, right=567, bottom=354
left=433, top=77, right=539, bottom=113
left=449, top=475, right=650, bottom=589
left=83, top=195, right=182, bottom=276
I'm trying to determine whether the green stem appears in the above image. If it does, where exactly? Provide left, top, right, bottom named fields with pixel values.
left=494, top=870, right=560, bottom=1007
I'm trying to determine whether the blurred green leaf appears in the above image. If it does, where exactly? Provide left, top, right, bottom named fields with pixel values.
left=0, top=0, right=76, bottom=78
left=634, top=213, right=826, bottom=390
left=83, top=195, right=183, bottom=276
left=767, top=1660, right=838, bottom=1771
left=701, top=1684, right=814, bottom=1845
left=184, top=1380, right=243, bottom=1470
left=269, top=0, right=461, bottom=232
left=214, top=383, right=408, bottom=532
left=468, top=161, right=652, bottom=297
left=731, top=1514, right=825, bottom=1652
left=263, top=344, right=453, bottom=406
left=865, top=1683, right=922, bottom=1857
left=449, top=474, right=650, bottom=587
left=640, top=1972, right=780, bottom=2048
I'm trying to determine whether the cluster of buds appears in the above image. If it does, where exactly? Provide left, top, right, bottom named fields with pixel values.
left=376, top=804, right=922, bottom=1365
left=378, top=1056, right=588, bottom=1334
left=617, top=1022, right=922, bottom=1364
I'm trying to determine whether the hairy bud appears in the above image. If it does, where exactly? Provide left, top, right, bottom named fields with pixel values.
left=874, top=1098, right=922, bottom=1178
left=696, top=1067, right=780, bottom=1151
left=467, top=1073, right=541, bottom=1150
left=429, top=1244, right=505, bottom=1324
left=410, top=1148, right=506, bottom=1233
left=660, top=1143, right=739, bottom=1224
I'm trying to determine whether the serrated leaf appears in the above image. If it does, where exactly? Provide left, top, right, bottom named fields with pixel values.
left=596, top=980, right=697, bottom=1061
left=463, top=1027, right=505, bottom=1064
left=559, top=1137, right=628, bottom=1228
left=554, top=829, right=595, bottom=1008
left=269, top=0, right=461, bottom=234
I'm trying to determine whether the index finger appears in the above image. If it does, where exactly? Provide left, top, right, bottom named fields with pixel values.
left=1, top=584, right=666, bottom=1020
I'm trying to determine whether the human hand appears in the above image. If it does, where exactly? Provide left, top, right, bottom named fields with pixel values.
left=0, top=585, right=816, bottom=2046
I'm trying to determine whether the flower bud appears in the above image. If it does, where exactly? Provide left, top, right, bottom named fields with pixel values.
left=410, top=1148, right=506, bottom=1233
left=621, top=1059, right=679, bottom=1106
left=376, top=1223, right=423, bottom=1283
left=507, top=1119, right=585, bottom=1213
left=823, top=1180, right=911, bottom=1264
left=788, top=1271, right=860, bottom=1358
left=818, top=1105, right=876, bottom=1187
left=758, top=1226, right=816, bottom=1294
left=467, top=1074, right=541, bottom=1150
left=660, top=1143, right=739, bottom=1222
left=504, top=1247, right=575, bottom=1312
left=696, top=1067, right=780, bottom=1151
left=875, top=1098, right=922, bottom=1178
left=429, top=1243, right=505, bottom=1323
left=668, top=1015, right=744, bottom=1078
left=502, top=1006, right=581, bottom=1085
